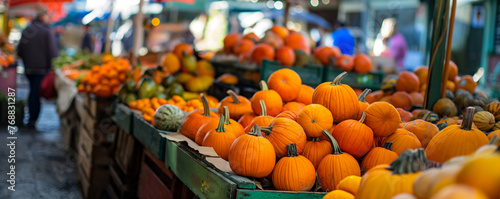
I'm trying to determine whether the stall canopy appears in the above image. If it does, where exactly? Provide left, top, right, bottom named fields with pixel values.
left=8, top=0, right=72, bottom=7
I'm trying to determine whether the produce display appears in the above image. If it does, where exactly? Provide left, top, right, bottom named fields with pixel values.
left=78, top=57, right=130, bottom=98
left=0, top=36, right=16, bottom=69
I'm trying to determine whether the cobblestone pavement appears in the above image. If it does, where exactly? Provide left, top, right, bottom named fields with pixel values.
left=0, top=102, right=82, bottom=199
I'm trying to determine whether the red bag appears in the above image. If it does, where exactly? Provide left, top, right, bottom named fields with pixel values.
left=40, top=71, right=57, bottom=99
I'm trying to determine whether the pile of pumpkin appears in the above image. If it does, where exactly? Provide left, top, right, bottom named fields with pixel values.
left=77, top=58, right=131, bottom=98
left=162, top=43, right=215, bottom=93
left=221, top=25, right=372, bottom=74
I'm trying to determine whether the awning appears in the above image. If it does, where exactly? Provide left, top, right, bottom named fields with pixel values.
left=8, top=0, right=73, bottom=7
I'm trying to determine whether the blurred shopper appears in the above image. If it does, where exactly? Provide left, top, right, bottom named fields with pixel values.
left=328, top=21, right=355, bottom=55
left=17, top=8, right=58, bottom=128
left=376, top=18, right=408, bottom=72
left=81, top=24, right=93, bottom=52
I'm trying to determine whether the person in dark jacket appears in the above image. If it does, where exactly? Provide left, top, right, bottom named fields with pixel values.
left=17, top=8, right=58, bottom=128
left=81, top=24, right=93, bottom=52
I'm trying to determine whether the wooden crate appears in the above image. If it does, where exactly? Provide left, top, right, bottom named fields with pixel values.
left=112, top=103, right=134, bottom=134
left=113, top=129, right=142, bottom=187
left=107, top=164, right=138, bottom=199
left=132, top=113, right=167, bottom=160
left=77, top=160, right=110, bottom=199
left=83, top=94, right=115, bottom=121
left=138, top=150, right=194, bottom=199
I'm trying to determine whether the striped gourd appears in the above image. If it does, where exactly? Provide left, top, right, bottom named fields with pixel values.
left=154, top=104, right=185, bottom=131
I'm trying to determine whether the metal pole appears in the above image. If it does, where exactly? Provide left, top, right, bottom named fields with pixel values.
left=424, top=0, right=450, bottom=109
left=104, top=0, right=115, bottom=53
left=440, top=0, right=456, bottom=98
left=283, top=0, right=291, bottom=26
left=131, top=0, right=145, bottom=64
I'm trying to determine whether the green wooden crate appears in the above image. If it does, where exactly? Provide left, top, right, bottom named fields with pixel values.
left=323, top=67, right=384, bottom=90
left=260, top=60, right=325, bottom=87
left=210, top=59, right=239, bottom=77
left=236, top=189, right=326, bottom=199
left=132, top=113, right=169, bottom=161
left=112, top=103, right=133, bottom=134
left=164, top=139, right=237, bottom=199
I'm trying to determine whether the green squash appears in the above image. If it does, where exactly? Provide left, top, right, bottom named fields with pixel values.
left=381, top=75, right=398, bottom=95
left=154, top=104, right=185, bottom=131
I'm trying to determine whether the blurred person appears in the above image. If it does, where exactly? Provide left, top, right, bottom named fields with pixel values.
left=81, top=24, right=93, bottom=52
left=328, top=21, right=355, bottom=55
left=384, top=18, right=408, bottom=71
left=17, top=8, right=58, bottom=128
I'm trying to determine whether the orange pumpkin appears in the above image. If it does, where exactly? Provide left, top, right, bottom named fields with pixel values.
left=403, top=117, right=439, bottom=148
left=223, top=33, right=241, bottom=53
left=261, top=31, right=284, bottom=49
left=361, top=142, right=398, bottom=172
left=366, top=90, right=384, bottom=104
left=243, top=32, right=260, bottom=43
left=172, top=43, right=194, bottom=58
left=250, top=81, right=283, bottom=117
left=282, top=102, right=305, bottom=113
left=409, top=92, right=424, bottom=106
left=251, top=44, right=275, bottom=66
left=216, top=73, right=238, bottom=85
left=261, top=117, right=307, bottom=159
left=233, top=39, right=255, bottom=56
left=382, top=128, right=422, bottom=155
left=196, top=60, right=215, bottom=76
left=202, top=114, right=239, bottom=160
left=297, top=104, right=334, bottom=138
left=276, top=46, right=295, bottom=67
left=272, top=143, right=316, bottom=191
left=356, top=89, right=371, bottom=120
left=302, top=137, right=332, bottom=169
left=413, top=66, right=428, bottom=86
left=238, top=112, right=257, bottom=128
left=295, top=85, right=314, bottom=105
left=332, top=112, right=374, bottom=158
left=267, top=68, right=302, bottom=102
left=456, top=75, right=477, bottom=94
left=364, top=102, right=402, bottom=137
left=270, top=25, right=289, bottom=39
left=285, top=32, right=310, bottom=54
left=447, top=60, right=458, bottom=81
left=396, top=108, right=413, bottom=122
left=244, top=100, right=273, bottom=133
left=317, top=130, right=361, bottom=191
left=336, top=55, right=354, bottom=72
left=353, top=54, right=372, bottom=74
left=312, top=72, right=360, bottom=123
left=93, top=85, right=113, bottom=98
left=396, top=72, right=420, bottom=93
left=180, top=94, right=219, bottom=140
left=446, top=80, right=455, bottom=92
left=315, top=46, right=341, bottom=66
left=195, top=118, right=221, bottom=145
left=162, top=53, right=180, bottom=74
left=276, top=110, right=300, bottom=121
left=389, top=91, right=413, bottom=111
left=218, top=90, right=253, bottom=120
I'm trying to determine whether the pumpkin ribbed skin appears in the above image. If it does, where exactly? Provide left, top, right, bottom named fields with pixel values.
left=195, top=120, right=220, bottom=145
left=267, top=68, right=302, bottom=102
left=403, top=119, right=439, bottom=148
left=302, top=137, right=331, bottom=169
left=413, top=66, right=428, bottom=87
left=433, top=98, right=457, bottom=117
left=228, top=125, right=276, bottom=178
left=364, top=102, right=402, bottom=137
left=431, top=185, right=488, bottom=199
left=426, top=107, right=489, bottom=163
left=202, top=115, right=238, bottom=160
left=396, top=72, right=420, bottom=93
left=297, top=104, right=334, bottom=137
left=361, top=142, right=398, bottom=172
left=282, top=101, right=305, bottom=113
left=276, top=110, right=299, bottom=121
left=390, top=91, right=413, bottom=111
left=295, top=84, right=314, bottom=105
left=272, top=144, right=316, bottom=191
left=180, top=95, right=219, bottom=140
left=455, top=155, right=500, bottom=199
left=353, top=54, right=372, bottom=74
left=336, top=175, right=362, bottom=196
left=485, top=101, right=500, bottom=121
left=397, top=108, right=413, bottom=122
left=313, top=72, right=360, bottom=123
left=488, top=130, right=500, bottom=140
left=382, top=129, right=422, bottom=155
left=332, top=113, right=374, bottom=158
left=251, top=81, right=283, bottom=116
left=244, top=101, right=273, bottom=133
left=218, top=90, right=253, bottom=120
left=473, top=111, right=495, bottom=131
left=262, top=118, right=307, bottom=158
left=317, top=130, right=361, bottom=191
left=238, top=112, right=256, bottom=128
left=276, top=46, right=295, bottom=67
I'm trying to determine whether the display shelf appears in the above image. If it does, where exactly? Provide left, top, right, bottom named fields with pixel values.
left=112, top=103, right=134, bottom=134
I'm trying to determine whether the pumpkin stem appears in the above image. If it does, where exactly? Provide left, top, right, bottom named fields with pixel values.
left=390, top=149, right=429, bottom=175
left=489, top=134, right=499, bottom=145
left=382, top=142, right=393, bottom=150
left=496, top=145, right=500, bottom=153
left=310, top=137, right=321, bottom=142
left=259, top=80, right=269, bottom=91
left=216, top=114, right=226, bottom=133
left=227, top=90, right=241, bottom=104
left=358, top=89, right=372, bottom=102
left=332, top=72, right=348, bottom=86
left=259, top=100, right=267, bottom=117
left=286, top=143, right=299, bottom=157
left=322, top=129, right=342, bottom=155
left=260, top=126, right=273, bottom=135
left=223, top=106, right=232, bottom=124
left=359, top=112, right=367, bottom=123
left=248, top=125, right=264, bottom=137
left=201, top=94, right=211, bottom=117
left=461, top=107, right=475, bottom=130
